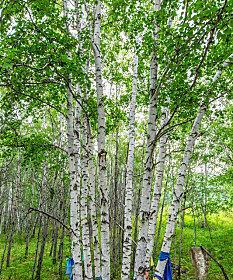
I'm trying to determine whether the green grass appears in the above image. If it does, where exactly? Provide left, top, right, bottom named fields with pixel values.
left=0, top=233, right=70, bottom=280
left=0, top=211, right=232, bottom=280
left=157, top=211, right=233, bottom=280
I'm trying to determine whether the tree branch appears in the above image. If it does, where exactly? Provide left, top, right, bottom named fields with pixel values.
left=200, top=246, right=229, bottom=280
left=26, top=207, right=77, bottom=237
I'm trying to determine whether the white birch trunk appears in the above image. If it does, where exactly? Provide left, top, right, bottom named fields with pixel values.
left=121, top=53, right=138, bottom=280
left=62, top=2, right=85, bottom=279
left=80, top=116, right=93, bottom=280
left=145, top=106, right=169, bottom=267
left=134, top=1, right=161, bottom=279
left=154, top=103, right=207, bottom=277
left=87, top=123, right=102, bottom=278
left=154, top=53, right=233, bottom=279
left=93, top=2, right=110, bottom=279
left=67, top=87, right=82, bottom=280
left=145, top=17, right=173, bottom=266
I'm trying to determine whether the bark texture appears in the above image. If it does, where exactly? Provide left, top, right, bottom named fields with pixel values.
left=134, top=1, right=161, bottom=279
left=80, top=117, right=93, bottom=280
left=121, top=53, right=138, bottom=280
left=154, top=103, right=207, bottom=278
left=93, top=2, right=110, bottom=279
left=145, top=105, right=169, bottom=267
left=67, top=87, right=82, bottom=279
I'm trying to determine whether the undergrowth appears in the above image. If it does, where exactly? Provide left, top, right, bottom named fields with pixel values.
left=0, top=211, right=232, bottom=280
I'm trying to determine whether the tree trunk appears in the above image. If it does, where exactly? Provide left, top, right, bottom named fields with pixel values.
left=145, top=106, right=169, bottom=267
left=154, top=103, right=207, bottom=278
left=121, top=53, right=138, bottom=280
left=154, top=53, right=233, bottom=279
left=63, top=1, right=83, bottom=278
left=87, top=120, right=101, bottom=279
left=134, top=1, right=161, bottom=278
left=35, top=218, right=49, bottom=280
left=93, top=2, right=110, bottom=279
left=32, top=219, right=42, bottom=280
left=80, top=117, right=93, bottom=280
left=67, top=86, right=82, bottom=279
left=52, top=224, right=59, bottom=264
left=6, top=220, right=14, bottom=268
left=112, top=129, right=119, bottom=278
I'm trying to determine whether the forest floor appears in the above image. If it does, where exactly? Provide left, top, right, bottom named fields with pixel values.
left=162, top=211, right=233, bottom=280
left=0, top=211, right=232, bottom=280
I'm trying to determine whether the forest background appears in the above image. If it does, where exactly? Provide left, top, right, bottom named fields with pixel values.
left=0, top=0, right=232, bottom=280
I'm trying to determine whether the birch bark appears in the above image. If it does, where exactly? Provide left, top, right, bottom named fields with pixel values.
left=80, top=116, right=93, bottom=280
left=154, top=55, right=233, bottom=278
left=92, top=2, right=110, bottom=279
left=134, top=1, right=161, bottom=279
left=67, top=87, right=82, bottom=280
left=145, top=106, right=169, bottom=267
left=121, top=53, right=138, bottom=280
left=63, top=1, right=83, bottom=278
left=145, top=17, right=173, bottom=264
left=154, top=102, right=207, bottom=278
left=86, top=121, right=102, bottom=279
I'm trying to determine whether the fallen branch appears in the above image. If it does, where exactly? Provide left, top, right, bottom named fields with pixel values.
left=200, top=246, right=229, bottom=280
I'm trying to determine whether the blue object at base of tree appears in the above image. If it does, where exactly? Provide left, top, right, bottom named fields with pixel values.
left=154, top=252, right=172, bottom=280
left=66, top=257, right=74, bottom=280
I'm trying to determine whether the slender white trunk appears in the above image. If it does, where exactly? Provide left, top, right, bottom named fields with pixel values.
left=133, top=60, right=157, bottom=278
left=80, top=116, right=93, bottom=280
left=63, top=1, right=84, bottom=277
left=145, top=17, right=173, bottom=263
left=154, top=102, right=207, bottom=278
left=93, top=2, right=110, bottom=279
left=87, top=122, right=102, bottom=278
left=154, top=53, right=233, bottom=279
left=134, top=1, right=161, bottom=279
left=67, top=87, right=82, bottom=280
left=145, top=106, right=169, bottom=267
left=145, top=16, right=173, bottom=266
left=121, top=53, right=138, bottom=280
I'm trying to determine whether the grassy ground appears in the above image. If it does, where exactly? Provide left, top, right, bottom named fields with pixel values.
left=0, top=211, right=232, bottom=280
left=167, top=211, right=233, bottom=280
left=0, top=233, right=70, bottom=280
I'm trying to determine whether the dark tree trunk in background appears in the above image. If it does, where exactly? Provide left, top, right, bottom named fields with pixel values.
left=35, top=217, right=49, bottom=280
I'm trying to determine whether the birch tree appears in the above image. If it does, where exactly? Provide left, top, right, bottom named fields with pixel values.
left=154, top=101, right=207, bottom=279
left=145, top=105, right=169, bottom=267
left=134, top=1, right=161, bottom=278
left=92, top=1, right=111, bottom=279
left=80, top=115, right=93, bottom=280
left=0, top=1, right=232, bottom=279
left=154, top=54, right=233, bottom=279
left=66, top=87, right=82, bottom=279
left=86, top=120, right=102, bottom=279
left=63, top=1, right=83, bottom=278
left=121, top=52, right=138, bottom=280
